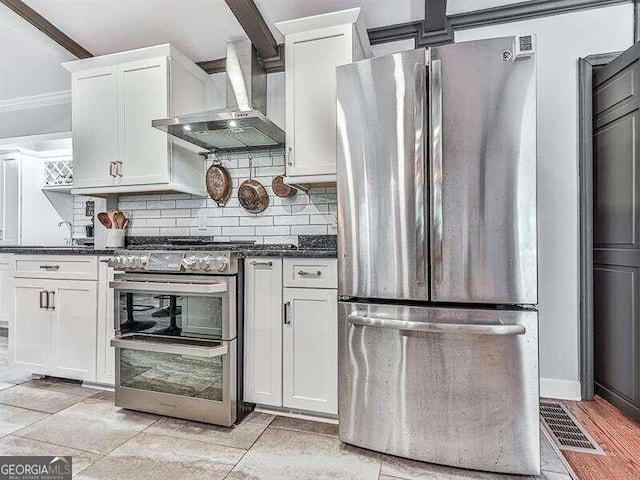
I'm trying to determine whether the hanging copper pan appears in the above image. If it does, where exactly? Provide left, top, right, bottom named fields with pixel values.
left=238, top=157, right=269, bottom=214
left=206, top=162, right=232, bottom=207
left=272, top=175, right=296, bottom=198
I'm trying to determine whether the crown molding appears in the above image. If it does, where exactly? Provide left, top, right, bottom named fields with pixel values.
left=0, top=90, right=71, bottom=113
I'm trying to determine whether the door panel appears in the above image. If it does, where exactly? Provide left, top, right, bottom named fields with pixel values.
left=12, top=279, right=49, bottom=374
left=288, top=31, right=345, bottom=177
left=118, top=58, right=170, bottom=186
left=243, top=258, right=283, bottom=406
left=49, top=280, right=97, bottom=381
left=73, top=67, right=119, bottom=188
left=594, top=266, right=637, bottom=403
left=430, top=37, right=537, bottom=304
left=1, top=156, right=21, bottom=245
left=338, top=301, right=539, bottom=475
left=593, top=48, right=640, bottom=419
left=283, top=287, right=337, bottom=414
left=337, top=48, right=428, bottom=301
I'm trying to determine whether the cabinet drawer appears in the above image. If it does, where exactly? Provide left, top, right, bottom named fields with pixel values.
left=13, top=256, right=98, bottom=280
left=283, top=258, right=337, bottom=289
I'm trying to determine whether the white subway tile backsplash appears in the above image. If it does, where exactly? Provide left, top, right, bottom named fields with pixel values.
left=146, top=218, right=176, bottom=228
left=146, top=200, right=176, bottom=210
left=222, top=226, right=255, bottom=236
left=290, top=225, right=329, bottom=235
left=255, top=226, right=291, bottom=236
left=72, top=148, right=337, bottom=243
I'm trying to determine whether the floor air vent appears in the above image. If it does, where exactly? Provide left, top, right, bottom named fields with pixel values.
left=540, top=400, right=605, bottom=454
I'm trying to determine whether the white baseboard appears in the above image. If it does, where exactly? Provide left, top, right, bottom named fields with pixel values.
left=540, top=377, right=581, bottom=401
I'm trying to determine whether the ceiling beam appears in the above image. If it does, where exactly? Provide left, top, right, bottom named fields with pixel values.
left=424, top=0, right=448, bottom=32
left=0, top=0, right=93, bottom=58
left=224, top=0, right=279, bottom=60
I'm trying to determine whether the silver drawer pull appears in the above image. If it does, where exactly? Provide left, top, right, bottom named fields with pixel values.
left=111, top=335, right=228, bottom=358
left=297, top=270, right=321, bottom=276
left=250, top=260, right=273, bottom=267
left=347, top=313, right=525, bottom=336
left=39, top=265, right=60, bottom=271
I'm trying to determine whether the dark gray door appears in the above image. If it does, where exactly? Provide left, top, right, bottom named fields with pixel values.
left=593, top=42, right=640, bottom=420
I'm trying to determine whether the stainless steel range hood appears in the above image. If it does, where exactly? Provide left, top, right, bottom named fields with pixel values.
left=152, top=40, right=285, bottom=151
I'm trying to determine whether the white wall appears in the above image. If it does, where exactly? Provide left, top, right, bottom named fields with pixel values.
left=456, top=3, right=634, bottom=400
left=0, top=103, right=71, bottom=140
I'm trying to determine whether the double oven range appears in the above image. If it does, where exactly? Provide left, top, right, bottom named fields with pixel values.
left=107, top=246, right=249, bottom=426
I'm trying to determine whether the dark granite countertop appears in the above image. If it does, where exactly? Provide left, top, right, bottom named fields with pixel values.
left=0, top=235, right=337, bottom=258
left=0, top=246, right=113, bottom=255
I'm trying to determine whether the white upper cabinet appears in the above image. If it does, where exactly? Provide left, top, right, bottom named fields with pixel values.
left=276, top=8, right=371, bottom=186
left=0, top=154, right=21, bottom=245
left=64, top=44, right=208, bottom=196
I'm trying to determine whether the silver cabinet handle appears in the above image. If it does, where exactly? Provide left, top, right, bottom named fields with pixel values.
left=250, top=260, right=273, bottom=267
left=414, top=61, right=427, bottom=286
left=287, top=146, right=293, bottom=167
left=48, top=291, right=55, bottom=310
left=109, top=161, right=116, bottom=177
left=39, top=290, right=48, bottom=309
left=297, top=270, right=321, bottom=277
left=115, top=160, right=123, bottom=177
left=39, top=265, right=60, bottom=271
left=347, top=312, right=525, bottom=336
left=430, top=58, right=444, bottom=284
left=111, top=335, right=229, bottom=358
left=283, top=301, right=291, bottom=325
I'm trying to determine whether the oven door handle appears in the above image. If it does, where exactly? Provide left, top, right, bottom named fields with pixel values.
left=110, top=336, right=229, bottom=358
left=109, top=280, right=228, bottom=295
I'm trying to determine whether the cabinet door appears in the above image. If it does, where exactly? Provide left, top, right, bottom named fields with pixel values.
left=49, top=280, right=97, bottom=381
left=118, top=57, right=170, bottom=186
left=283, top=287, right=338, bottom=414
left=72, top=67, right=119, bottom=188
left=286, top=26, right=351, bottom=178
left=96, top=259, right=115, bottom=385
left=0, top=255, right=11, bottom=327
left=0, top=155, right=21, bottom=245
left=244, top=258, right=283, bottom=406
left=12, top=278, right=49, bottom=374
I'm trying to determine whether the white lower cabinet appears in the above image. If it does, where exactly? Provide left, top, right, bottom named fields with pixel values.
left=11, top=255, right=99, bottom=382
left=96, top=258, right=115, bottom=385
left=244, top=257, right=338, bottom=415
left=244, top=258, right=283, bottom=406
left=0, top=254, right=11, bottom=328
left=12, top=278, right=97, bottom=381
left=283, top=287, right=338, bottom=414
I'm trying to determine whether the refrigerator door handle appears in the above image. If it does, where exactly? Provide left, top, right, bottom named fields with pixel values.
left=414, top=62, right=427, bottom=286
left=347, top=312, right=525, bottom=336
left=430, top=58, right=444, bottom=284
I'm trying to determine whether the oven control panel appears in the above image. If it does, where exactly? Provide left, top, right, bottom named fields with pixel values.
left=107, top=251, right=236, bottom=274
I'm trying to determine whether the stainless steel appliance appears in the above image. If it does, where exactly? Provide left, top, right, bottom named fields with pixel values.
left=108, top=249, right=249, bottom=427
left=336, top=36, right=539, bottom=475
left=152, top=40, right=285, bottom=151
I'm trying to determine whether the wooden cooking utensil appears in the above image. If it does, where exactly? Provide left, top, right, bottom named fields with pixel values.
left=97, top=212, right=112, bottom=229
left=114, top=211, right=126, bottom=229
left=107, top=209, right=118, bottom=228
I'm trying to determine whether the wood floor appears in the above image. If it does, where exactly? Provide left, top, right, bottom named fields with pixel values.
left=561, top=396, right=640, bottom=480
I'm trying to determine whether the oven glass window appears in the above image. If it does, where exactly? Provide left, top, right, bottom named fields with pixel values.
left=117, top=292, right=225, bottom=339
left=119, top=348, right=223, bottom=401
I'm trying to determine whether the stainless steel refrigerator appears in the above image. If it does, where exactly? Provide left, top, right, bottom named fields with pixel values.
left=336, top=36, right=539, bottom=475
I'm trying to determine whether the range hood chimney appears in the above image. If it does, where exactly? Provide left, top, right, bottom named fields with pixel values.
left=152, top=39, right=284, bottom=152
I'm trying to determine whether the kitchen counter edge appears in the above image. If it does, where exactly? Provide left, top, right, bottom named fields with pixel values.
left=0, top=247, right=337, bottom=258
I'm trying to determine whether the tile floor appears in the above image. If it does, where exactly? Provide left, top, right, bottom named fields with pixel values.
left=0, top=334, right=573, bottom=479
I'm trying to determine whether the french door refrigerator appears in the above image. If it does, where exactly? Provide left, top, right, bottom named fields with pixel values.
left=336, top=36, right=539, bottom=475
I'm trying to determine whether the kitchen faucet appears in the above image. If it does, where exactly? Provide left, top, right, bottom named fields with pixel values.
left=58, top=221, right=76, bottom=246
